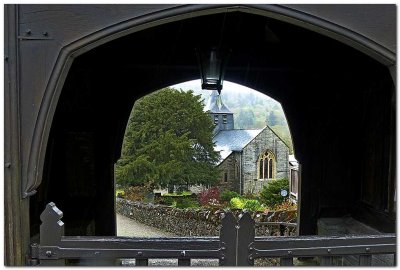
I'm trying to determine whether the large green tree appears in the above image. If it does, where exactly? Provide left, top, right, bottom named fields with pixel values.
left=116, top=88, right=220, bottom=189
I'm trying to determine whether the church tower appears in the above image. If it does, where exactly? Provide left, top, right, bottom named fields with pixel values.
left=204, top=90, right=234, bottom=135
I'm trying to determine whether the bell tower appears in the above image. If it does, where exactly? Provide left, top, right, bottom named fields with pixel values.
left=204, top=91, right=234, bottom=135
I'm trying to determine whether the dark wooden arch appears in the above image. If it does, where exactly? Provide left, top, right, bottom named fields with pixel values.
left=26, top=4, right=395, bottom=198
left=4, top=4, right=396, bottom=266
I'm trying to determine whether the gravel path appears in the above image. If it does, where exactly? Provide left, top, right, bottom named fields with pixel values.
left=116, top=214, right=219, bottom=266
left=116, top=214, right=173, bottom=237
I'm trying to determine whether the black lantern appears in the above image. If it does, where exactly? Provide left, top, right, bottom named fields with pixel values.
left=196, top=48, right=231, bottom=94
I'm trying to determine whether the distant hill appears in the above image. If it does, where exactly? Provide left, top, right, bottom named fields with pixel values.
left=173, top=80, right=294, bottom=153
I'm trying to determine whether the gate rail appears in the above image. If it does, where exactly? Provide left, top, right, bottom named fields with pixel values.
left=236, top=212, right=396, bottom=266
left=30, top=203, right=396, bottom=266
left=29, top=202, right=236, bottom=266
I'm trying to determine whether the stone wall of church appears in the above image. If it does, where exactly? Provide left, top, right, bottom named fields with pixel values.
left=242, top=127, right=289, bottom=194
left=217, top=152, right=240, bottom=193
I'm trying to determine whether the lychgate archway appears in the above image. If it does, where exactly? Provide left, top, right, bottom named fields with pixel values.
left=5, top=4, right=395, bottom=265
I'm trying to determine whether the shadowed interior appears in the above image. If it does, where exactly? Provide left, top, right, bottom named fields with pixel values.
left=29, top=11, right=395, bottom=239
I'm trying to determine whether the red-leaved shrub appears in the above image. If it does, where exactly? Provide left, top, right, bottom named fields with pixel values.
left=198, top=187, right=221, bottom=206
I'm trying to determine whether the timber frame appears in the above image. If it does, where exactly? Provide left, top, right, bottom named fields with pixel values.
left=4, top=4, right=396, bottom=265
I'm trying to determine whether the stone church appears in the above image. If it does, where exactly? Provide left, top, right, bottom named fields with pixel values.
left=205, top=91, right=290, bottom=195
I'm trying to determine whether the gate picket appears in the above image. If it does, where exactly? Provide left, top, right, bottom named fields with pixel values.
left=39, top=202, right=66, bottom=266
left=237, top=212, right=255, bottom=266
left=219, top=211, right=237, bottom=266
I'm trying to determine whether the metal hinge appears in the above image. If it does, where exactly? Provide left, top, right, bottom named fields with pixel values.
left=27, top=243, right=40, bottom=266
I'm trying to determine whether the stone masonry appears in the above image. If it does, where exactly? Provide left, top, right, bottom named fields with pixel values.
left=241, top=127, right=289, bottom=194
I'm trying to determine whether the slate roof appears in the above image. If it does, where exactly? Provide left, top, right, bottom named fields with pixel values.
left=213, top=129, right=264, bottom=163
left=204, top=90, right=233, bottom=114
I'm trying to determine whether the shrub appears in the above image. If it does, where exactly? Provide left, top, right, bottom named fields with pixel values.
left=273, top=199, right=297, bottom=212
left=175, top=197, right=200, bottom=209
left=220, top=190, right=240, bottom=202
left=162, top=191, right=193, bottom=197
left=243, top=192, right=258, bottom=200
left=230, top=197, right=246, bottom=209
left=161, top=196, right=175, bottom=206
left=198, top=187, right=221, bottom=206
left=116, top=189, right=125, bottom=198
left=124, top=185, right=147, bottom=202
left=243, top=199, right=261, bottom=211
left=259, top=178, right=289, bottom=208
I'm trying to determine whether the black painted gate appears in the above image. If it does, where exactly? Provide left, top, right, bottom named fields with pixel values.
left=29, top=202, right=396, bottom=266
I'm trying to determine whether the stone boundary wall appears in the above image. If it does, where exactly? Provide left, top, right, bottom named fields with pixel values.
left=116, top=198, right=297, bottom=237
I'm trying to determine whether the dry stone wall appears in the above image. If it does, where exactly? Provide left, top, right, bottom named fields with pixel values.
left=116, top=198, right=297, bottom=237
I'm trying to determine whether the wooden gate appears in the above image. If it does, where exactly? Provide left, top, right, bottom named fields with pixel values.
left=29, top=202, right=396, bottom=266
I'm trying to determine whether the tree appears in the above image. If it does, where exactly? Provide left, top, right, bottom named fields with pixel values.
left=116, top=88, right=220, bottom=190
left=237, top=108, right=255, bottom=129
left=267, top=110, right=279, bottom=126
left=259, top=178, right=289, bottom=207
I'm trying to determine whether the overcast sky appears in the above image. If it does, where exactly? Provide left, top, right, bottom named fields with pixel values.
left=173, top=79, right=275, bottom=101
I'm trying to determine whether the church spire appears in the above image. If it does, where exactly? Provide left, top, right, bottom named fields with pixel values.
left=204, top=90, right=234, bottom=135
left=204, top=90, right=233, bottom=114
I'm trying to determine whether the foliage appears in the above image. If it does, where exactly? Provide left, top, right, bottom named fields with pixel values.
left=162, top=191, right=193, bottom=197
left=230, top=197, right=263, bottom=211
left=243, top=192, right=258, bottom=200
left=220, top=190, right=240, bottom=202
left=272, top=199, right=298, bottom=212
left=175, top=197, right=200, bottom=209
left=116, top=189, right=125, bottom=198
left=116, top=88, right=220, bottom=189
left=124, top=185, right=148, bottom=202
left=230, top=197, right=246, bottom=209
left=243, top=199, right=262, bottom=211
left=161, top=196, right=175, bottom=206
left=198, top=187, right=221, bottom=206
left=259, top=178, right=289, bottom=207
left=237, top=109, right=255, bottom=129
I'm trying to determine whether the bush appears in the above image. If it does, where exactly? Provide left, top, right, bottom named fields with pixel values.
left=175, top=197, right=200, bottom=209
left=230, top=197, right=263, bottom=211
left=243, top=199, right=261, bottom=211
left=273, top=199, right=297, bottom=212
left=160, top=196, right=175, bottom=206
left=124, top=185, right=147, bottom=202
left=243, top=192, right=258, bottom=200
left=230, top=197, right=246, bottom=209
left=198, top=187, right=221, bottom=206
left=259, top=178, right=289, bottom=207
left=116, top=189, right=125, bottom=198
left=162, top=191, right=193, bottom=197
left=220, top=190, right=240, bottom=202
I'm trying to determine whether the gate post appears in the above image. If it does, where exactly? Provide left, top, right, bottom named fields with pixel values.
left=39, top=202, right=66, bottom=266
left=219, top=211, right=237, bottom=266
left=237, top=211, right=255, bottom=266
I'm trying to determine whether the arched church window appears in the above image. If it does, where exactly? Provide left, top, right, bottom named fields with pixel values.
left=257, top=150, right=276, bottom=179
left=268, top=159, right=273, bottom=179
